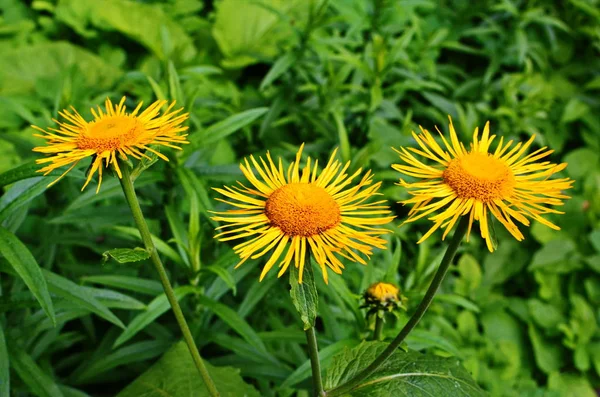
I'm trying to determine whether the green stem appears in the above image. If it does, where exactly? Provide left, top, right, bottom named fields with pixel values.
left=118, top=161, right=220, bottom=397
left=326, top=216, right=470, bottom=396
left=373, top=314, right=384, bottom=341
left=306, top=326, right=325, bottom=397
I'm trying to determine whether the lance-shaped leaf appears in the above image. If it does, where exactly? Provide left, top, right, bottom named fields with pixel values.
left=289, top=261, right=318, bottom=330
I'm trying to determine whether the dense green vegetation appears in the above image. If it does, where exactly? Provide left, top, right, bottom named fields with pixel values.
left=1, top=0, right=599, bottom=396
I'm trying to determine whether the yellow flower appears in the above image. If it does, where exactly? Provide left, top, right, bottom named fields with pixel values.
left=212, top=144, right=395, bottom=283
left=365, top=282, right=399, bottom=304
left=32, top=97, right=189, bottom=192
left=393, top=116, right=574, bottom=252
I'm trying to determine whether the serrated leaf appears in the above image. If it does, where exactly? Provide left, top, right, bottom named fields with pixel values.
left=116, top=341, right=260, bottom=397
left=0, top=226, right=55, bottom=325
left=289, top=261, right=318, bottom=330
left=102, top=247, right=150, bottom=264
left=324, top=342, right=486, bottom=396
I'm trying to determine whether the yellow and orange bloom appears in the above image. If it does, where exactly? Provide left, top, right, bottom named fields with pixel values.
left=212, top=145, right=395, bottom=283
left=393, top=116, right=573, bottom=252
left=32, top=97, right=189, bottom=192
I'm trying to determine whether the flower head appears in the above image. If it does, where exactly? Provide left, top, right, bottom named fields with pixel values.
left=362, top=282, right=407, bottom=315
left=393, top=116, right=574, bottom=251
left=32, top=97, right=189, bottom=192
left=212, top=145, right=395, bottom=283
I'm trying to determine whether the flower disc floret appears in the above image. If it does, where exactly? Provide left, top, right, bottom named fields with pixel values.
left=265, top=183, right=341, bottom=237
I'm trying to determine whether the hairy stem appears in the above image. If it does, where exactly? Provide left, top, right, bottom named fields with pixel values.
left=118, top=161, right=219, bottom=397
left=306, top=326, right=325, bottom=397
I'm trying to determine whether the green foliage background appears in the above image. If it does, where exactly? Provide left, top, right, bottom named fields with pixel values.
left=1, top=0, right=599, bottom=396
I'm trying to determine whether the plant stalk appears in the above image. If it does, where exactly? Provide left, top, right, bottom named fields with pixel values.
left=306, top=326, right=325, bottom=397
left=326, top=216, right=470, bottom=396
left=118, top=161, right=220, bottom=397
left=373, top=314, right=384, bottom=341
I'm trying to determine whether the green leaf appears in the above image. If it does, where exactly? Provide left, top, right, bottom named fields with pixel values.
left=528, top=324, right=563, bottom=374
left=561, top=98, right=590, bottom=123
left=0, top=324, right=8, bottom=396
left=10, top=346, right=64, bottom=397
left=332, top=110, right=351, bottom=163
left=190, top=108, right=269, bottom=147
left=75, top=340, right=170, bottom=383
left=280, top=339, right=358, bottom=389
left=547, top=372, right=596, bottom=397
left=259, top=52, right=296, bottom=91
left=589, top=229, right=600, bottom=253
left=116, top=341, right=259, bottom=397
left=528, top=299, right=564, bottom=330
left=80, top=275, right=163, bottom=296
left=0, top=42, right=121, bottom=95
left=0, top=160, right=83, bottom=188
left=324, top=342, right=486, bottom=396
left=114, top=286, right=198, bottom=347
left=289, top=260, right=319, bottom=330
left=0, top=226, right=55, bottom=325
left=43, top=269, right=124, bottom=329
left=102, top=247, right=150, bottom=264
left=112, top=226, right=183, bottom=265
left=201, top=265, right=237, bottom=295
left=563, top=148, right=599, bottom=180
left=212, top=0, right=303, bottom=68
left=196, top=295, right=270, bottom=356
left=55, top=0, right=196, bottom=61
left=528, top=239, right=576, bottom=272
left=0, top=177, right=48, bottom=222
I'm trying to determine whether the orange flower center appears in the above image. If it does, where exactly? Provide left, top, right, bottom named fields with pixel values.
left=265, top=183, right=341, bottom=237
left=443, top=152, right=515, bottom=202
left=77, top=116, right=143, bottom=152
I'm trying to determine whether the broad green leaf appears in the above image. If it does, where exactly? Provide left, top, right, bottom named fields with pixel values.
left=280, top=339, right=358, bottom=389
left=102, top=247, right=150, bottom=264
left=190, top=107, right=269, bottom=147
left=0, top=324, right=8, bottom=396
left=324, top=342, right=486, bottom=396
left=588, top=229, right=600, bottom=252
left=212, top=0, right=304, bottom=68
left=406, top=329, right=462, bottom=357
left=10, top=346, right=64, bottom=397
left=0, top=42, right=121, bottom=95
left=114, top=286, right=198, bottom=347
left=528, top=299, right=564, bottom=330
left=561, top=98, right=590, bottom=124
left=563, top=148, right=599, bottom=179
left=116, top=342, right=260, bottom=397
left=289, top=261, right=318, bottom=330
left=0, top=226, right=55, bottom=325
left=55, top=0, right=196, bottom=61
left=547, top=372, right=596, bottom=397
left=80, top=275, right=163, bottom=296
left=43, top=270, right=124, bottom=329
left=528, top=239, right=576, bottom=271
left=528, top=324, right=563, bottom=374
